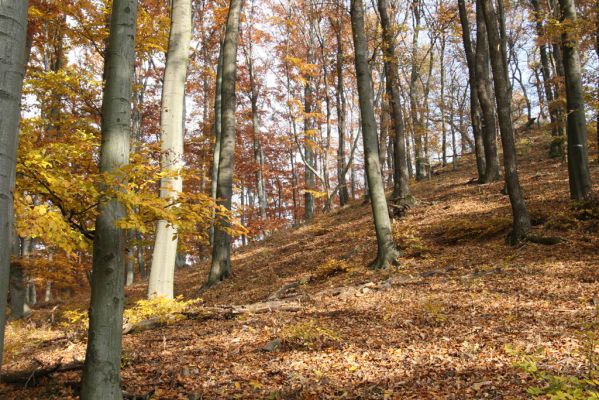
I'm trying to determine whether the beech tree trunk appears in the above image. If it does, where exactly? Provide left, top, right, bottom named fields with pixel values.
left=475, top=0, right=501, bottom=182
left=350, top=0, right=400, bottom=268
left=80, top=0, right=137, bottom=398
left=303, top=20, right=317, bottom=222
left=480, top=0, right=531, bottom=243
left=334, top=23, right=350, bottom=206
left=209, top=39, right=224, bottom=245
left=208, top=0, right=243, bottom=286
left=148, top=0, right=192, bottom=299
left=457, top=0, right=486, bottom=181
left=377, top=0, right=411, bottom=202
left=530, top=0, right=562, bottom=157
left=558, top=0, right=592, bottom=199
left=247, top=30, right=267, bottom=221
left=409, top=0, right=427, bottom=180
left=0, top=0, right=29, bottom=373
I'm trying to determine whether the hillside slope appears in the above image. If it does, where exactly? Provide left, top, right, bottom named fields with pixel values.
left=2, top=131, right=599, bottom=399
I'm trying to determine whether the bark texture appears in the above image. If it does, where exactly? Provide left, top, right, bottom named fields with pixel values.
left=480, top=0, right=531, bottom=243
left=558, top=0, right=592, bottom=199
left=148, top=0, right=192, bottom=299
left=208, top=0, right=243, bottom=286
left=350, top=0, right=400, bottom=268
left=80, top=0, right=137, bottom=398
left=0, top=0, right=29, bottom=373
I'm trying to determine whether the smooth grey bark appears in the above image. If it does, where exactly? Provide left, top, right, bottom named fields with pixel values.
left=409, top=0, right=426, bottom=180
left=80, top=0, right=137, bottom=398
left=247, top=26, right=267, bottom=221
left=148, top=0, right=192, bottom=299
left=207, top=0, right=243, bottom=286
left=457, top=0, right=486, bottom=180
left=0, top=0, right=28, bottom=373
left=480, top=0, right=531, bottom=243
left=377, top=0, right=411, bottom=202
left=350, top=0, right=400, bottom=268
left=558, top=0, right=592, bottom=199
left=334, top=22, right=350, bottom=206
left=440, top=34, right=447, bottom=167
left=209, top=38, right=224, bottom=245
left=475, top=0, right=501, bottom=182
left=303, top=20, right=317, bottom=222
left=126, top=230, right=135, bottom=286
left=9, top=236, right=30, bottom=319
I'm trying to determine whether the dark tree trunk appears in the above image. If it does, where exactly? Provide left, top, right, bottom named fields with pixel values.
left=208, top=0, right=243, bottom=286
left=81, top=0, right=137, bottom=397
left=457, top=0, right=486, bottom=180
left=335, top=24, right=350, bottom=206
left=475, top=0, right=501, bottom=182
left=350, top=0, right=400, bottom=268
left=377, top=0, right=412, bottom=202
left=558, top=0, right=593, bottom=199
left=480, top=0, right=531, bottom=243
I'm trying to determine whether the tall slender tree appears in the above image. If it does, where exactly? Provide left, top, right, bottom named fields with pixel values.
left=207, top=0, right=244, bottom=286
left=377, top=0, right=412, bottom=203
left=80, top=0, right=138, bottom=397
left=0, top=0, right=29, bottom=372
left=351, top=0, right=400, bottom=268
left=475, top=0, right=500, bottom=182
left=148, top=0, right=193, bottom=299
left=479, top=0, right=531, bottom=243
left=558, top=0, right=593, bottom=199
left=457, top=0, right=487, bottom=181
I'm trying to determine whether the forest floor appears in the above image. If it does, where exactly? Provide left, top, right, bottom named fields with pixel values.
left=2, top=129, right=599, bottom=399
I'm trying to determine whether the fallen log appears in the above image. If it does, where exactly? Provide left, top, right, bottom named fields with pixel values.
left=0, top=358, right=83, bottom=385
left=122, top=300, right=303, bottom=334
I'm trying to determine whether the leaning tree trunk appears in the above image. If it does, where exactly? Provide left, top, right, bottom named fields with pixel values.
left=475, top=0, right=501, bottom=182
left=0, top=0, right=28, bottom=373
left=558, top=0, right=592, bottom=199
left=457, top=0, right=486, bottom=181
left=350, top=0, right=400, bottom=268
left=480, top=0, right=531, bottom=244
left=377, top=0, right=412, bottom=203
left=80, top=0, right=137, bottom=398
left=207, top=0, right=243, bottom=287
left=148, top=0, right=192, bottom=299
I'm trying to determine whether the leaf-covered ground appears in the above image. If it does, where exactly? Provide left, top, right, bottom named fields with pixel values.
left=2, top=131, right=599, bottom=399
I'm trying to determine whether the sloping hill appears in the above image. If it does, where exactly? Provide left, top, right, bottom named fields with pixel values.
left=2, top=131, right=599, bottom=399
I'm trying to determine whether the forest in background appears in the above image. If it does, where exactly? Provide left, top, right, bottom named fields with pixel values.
left=0, top=0, right=597, bottom=398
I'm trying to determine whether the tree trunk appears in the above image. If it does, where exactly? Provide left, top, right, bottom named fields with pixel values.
left=303, top=21, right=317, bottom=222
left=207, top=0, right=243, bottom=286
left=80, top=0, right=137, bottom=397
left=480, top=0, right=531, bottom=243
left=475, top=0, right=501, bottom=182
left=148, top=0, right=192, bottom=299
left=350, top=0, right=400, bottom=268
left=335, top=24, right=350, bottom=206
left=377, top=0, right=412, bottom=202
left=558, top=0, right=593, bottom=199
left=457, top=0, right=486, bottom=180
left=209, top=37, right=224, bottom=245
left=530, top=0, right=561, bottom=156
left=409, top=0, right=427, bottom=180
left=247, top=33, right=267, bottom=221
left=0, top=0, right=29, bottom=373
